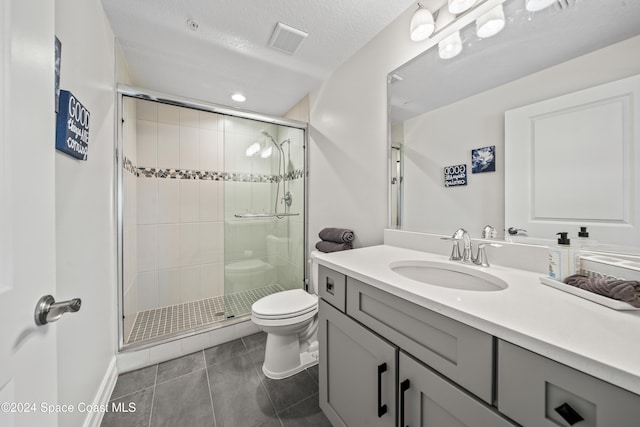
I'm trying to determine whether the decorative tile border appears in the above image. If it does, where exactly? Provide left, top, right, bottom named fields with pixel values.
left=123, top=157, right=138, bottom=176
left=123, top=157, right=303, bottom=183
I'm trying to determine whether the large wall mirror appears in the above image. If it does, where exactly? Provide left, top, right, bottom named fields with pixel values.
left=388, top=0, right=640, bottom=248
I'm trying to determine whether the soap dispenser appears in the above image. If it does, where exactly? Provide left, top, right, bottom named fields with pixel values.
left=548, top=232, right=570, bottom=280
left=556, top=232, right=570, bottom=245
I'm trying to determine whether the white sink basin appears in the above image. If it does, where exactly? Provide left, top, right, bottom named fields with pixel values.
left=389, top=260, right=508, bottom=292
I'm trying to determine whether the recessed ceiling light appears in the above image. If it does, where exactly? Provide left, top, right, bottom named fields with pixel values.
left=231, top=93, right=246, bottom=102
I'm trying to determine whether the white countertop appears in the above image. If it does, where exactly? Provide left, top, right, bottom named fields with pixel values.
left=315, top=244, right=640, bottom=395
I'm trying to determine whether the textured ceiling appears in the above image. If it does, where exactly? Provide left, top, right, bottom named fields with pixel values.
left=101, top=0, right=415, bottom=116
left=390, top=0, right=640, bottom=124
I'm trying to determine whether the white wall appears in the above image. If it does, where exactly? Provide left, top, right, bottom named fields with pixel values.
left=307, top=5, right=436, bottom=251
left=54, top=0, right=117, bottom=426
left=402, top=35, right=640, bottom=237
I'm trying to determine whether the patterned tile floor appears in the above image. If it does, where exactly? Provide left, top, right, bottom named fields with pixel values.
left=102, top=333, right=331, bottom=427
left=127, top=285, right=284, bottom=344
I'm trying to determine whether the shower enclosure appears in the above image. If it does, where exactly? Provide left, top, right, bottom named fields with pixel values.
left=117, top=88, right=307, bottom=348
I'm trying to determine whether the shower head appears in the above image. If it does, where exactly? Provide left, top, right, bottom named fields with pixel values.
left=262, top=130, right=289, bottom=149
left=261, top=129, right=276, bottom=143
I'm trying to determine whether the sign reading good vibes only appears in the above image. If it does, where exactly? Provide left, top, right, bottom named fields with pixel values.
left=444, top=164, right=467, bottom=187
left=55, top=90, right=90, bottom=160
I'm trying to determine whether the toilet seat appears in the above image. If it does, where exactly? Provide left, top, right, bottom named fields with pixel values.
left=252, top=289, right=318, bottom=321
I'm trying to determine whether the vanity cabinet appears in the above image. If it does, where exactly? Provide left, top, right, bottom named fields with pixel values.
left=319, top=267, right=514, bottom=427
left=318, top=265, right=640, bottom=427
left=498, top=340, right=640, bottom=427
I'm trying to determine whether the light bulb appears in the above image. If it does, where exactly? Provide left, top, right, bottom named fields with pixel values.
left=245, top=142, right=260, bottom=157
left=526, top=0, right=556, bottom=12
left=260, top=146, right=273, bottom=158
left=448, top=0, right=477, bottom=14
left=439, top=31, right=462, bottom=59
left=476, top=5, right=505, bottom=38
left=410, top=5, right=435, bottom=41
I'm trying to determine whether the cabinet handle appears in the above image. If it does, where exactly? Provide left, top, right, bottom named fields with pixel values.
left=377, top=363, right=388, bottom=417
left=400, top=379, right=410, bottom=427
left=554, top=402, right=584, bottom=426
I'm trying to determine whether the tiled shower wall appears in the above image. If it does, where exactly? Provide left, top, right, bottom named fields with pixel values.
left=134, top=99, right=225, bottom=316
left=121, top=97, right=305, bottom=341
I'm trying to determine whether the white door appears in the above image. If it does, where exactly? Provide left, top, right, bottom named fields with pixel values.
left=0, top=1, right=58, bottom=426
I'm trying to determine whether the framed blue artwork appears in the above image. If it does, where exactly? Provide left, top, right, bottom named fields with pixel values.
left=471, top=145, right=495, bottom=173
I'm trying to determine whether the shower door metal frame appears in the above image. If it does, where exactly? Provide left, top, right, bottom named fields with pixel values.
left=115, top=85, right=309, bottom=352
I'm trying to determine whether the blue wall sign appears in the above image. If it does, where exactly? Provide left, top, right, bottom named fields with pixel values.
left=444, top=164, right=467, bottom=187
left=55, top=90, right=90, bottom=160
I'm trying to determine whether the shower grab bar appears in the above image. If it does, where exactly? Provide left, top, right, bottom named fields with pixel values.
left=234, top=212, right=300, bottom=218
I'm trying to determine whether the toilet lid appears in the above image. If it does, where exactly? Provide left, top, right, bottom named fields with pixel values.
left=252, top=289, right=318, bottom=318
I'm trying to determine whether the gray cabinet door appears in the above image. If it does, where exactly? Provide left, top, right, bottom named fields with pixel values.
left=319, top=299, right=396, bottom=427
left=399, top=352, right=516, bottom=427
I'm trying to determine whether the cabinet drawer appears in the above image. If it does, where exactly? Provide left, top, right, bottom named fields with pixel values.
left=318, top=265, right=346, bottom=312
left=498, top=340, right=640, bottom=427
left=400, top=352, right=516, bottom=427
left=346, top=277, right=493, bottom=403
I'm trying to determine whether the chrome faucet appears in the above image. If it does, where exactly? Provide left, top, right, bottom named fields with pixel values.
left=443, top=228, right=502, bottom=266
left=442, top=228, right=473, bottom=263
left=472, top=243, right=503, bottom=267
left=481, top=225, right=496, bottom=239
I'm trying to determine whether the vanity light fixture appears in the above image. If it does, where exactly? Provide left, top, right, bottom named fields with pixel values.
left=448, top=0, right=477, bottom=14
left=525, top=0, right=556, bottom=12
left=476, top=4, right=506, bottom=38
left=439, top=30, right=463, bottom=58
left=231, top=93, right=246, bottom=102
left=245, top=142, right=261, bottom=157
left=410, top=3, right=436, bottom=41
left=260, top=146, right=273, bottom=158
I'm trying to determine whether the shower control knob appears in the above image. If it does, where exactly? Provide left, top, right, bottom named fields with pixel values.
left=282, top=191, right=293, bottom=207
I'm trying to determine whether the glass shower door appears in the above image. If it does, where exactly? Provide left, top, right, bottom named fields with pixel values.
left=223, top=117, right=305, bottom=318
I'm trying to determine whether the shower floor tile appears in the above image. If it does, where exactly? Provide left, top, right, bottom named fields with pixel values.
left=127, top=284, right=284, bottom=344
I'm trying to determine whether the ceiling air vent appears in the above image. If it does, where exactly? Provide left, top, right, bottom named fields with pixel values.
left=268, top=22, right=308, bottom=55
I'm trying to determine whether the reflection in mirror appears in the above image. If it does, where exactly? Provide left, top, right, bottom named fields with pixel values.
left=388, top=0, right=640, bottom=248
left=390, top=123, right=404, bottom=228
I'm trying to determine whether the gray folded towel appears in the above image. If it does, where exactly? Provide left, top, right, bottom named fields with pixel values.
left=563, top=274, right=640, bottom=308
left=319, top=227, right=354, bottom=243
left=315, top=240, right=352, bottom=253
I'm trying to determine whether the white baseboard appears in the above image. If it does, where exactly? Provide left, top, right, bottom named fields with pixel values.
left=83, top=356, right=118, bottom=427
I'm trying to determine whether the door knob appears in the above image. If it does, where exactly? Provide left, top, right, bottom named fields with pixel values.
left=34, top=295, right=81, bottom=326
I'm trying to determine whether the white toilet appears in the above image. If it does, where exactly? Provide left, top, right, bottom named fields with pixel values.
left=251, top=252, right=320, bottom=379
